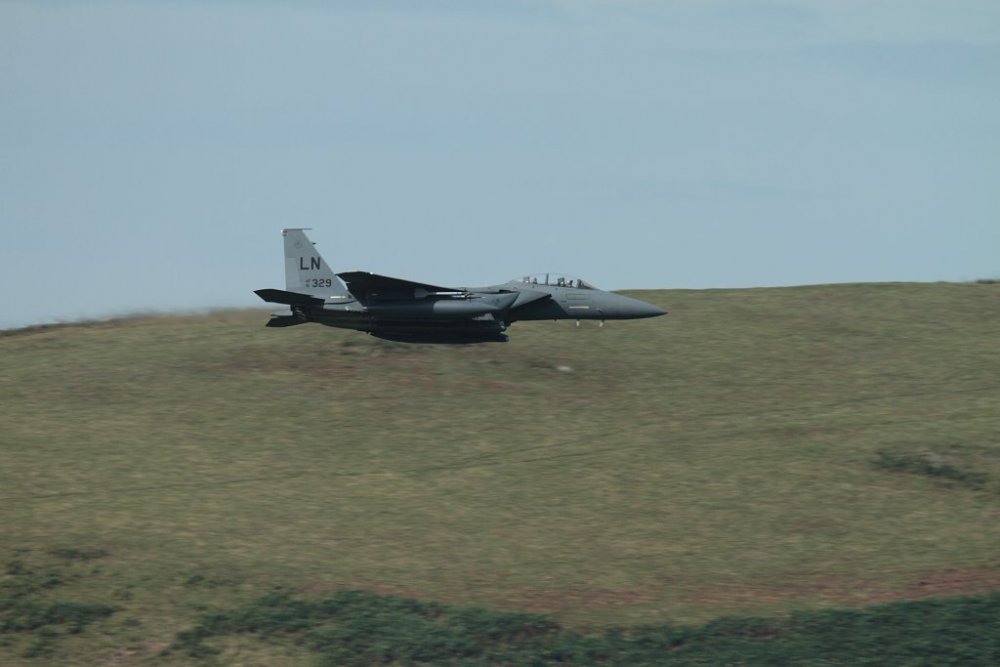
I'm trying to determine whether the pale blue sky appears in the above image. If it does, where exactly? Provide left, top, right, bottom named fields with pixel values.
left=2, top=1, right=998, bottom=328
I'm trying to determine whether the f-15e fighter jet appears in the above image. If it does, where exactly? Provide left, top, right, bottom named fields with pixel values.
left=255, top=229, right=665, bottom=343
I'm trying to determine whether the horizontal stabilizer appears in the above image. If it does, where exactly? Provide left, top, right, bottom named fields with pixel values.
left=254, top=288, right=324, bottom=306
left=265, top=314, right=307, bottom=328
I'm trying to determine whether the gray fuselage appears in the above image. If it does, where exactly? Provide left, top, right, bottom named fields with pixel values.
left=289, top=278, right=665, bottom=343
left=255, top=230, right=665, bottom=343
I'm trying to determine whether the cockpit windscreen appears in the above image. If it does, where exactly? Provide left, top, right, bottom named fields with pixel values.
left=517, top=274, right=597, bottom=290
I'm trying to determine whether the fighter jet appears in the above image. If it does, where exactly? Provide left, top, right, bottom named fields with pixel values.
left=255, top=229, right=665, bottom=343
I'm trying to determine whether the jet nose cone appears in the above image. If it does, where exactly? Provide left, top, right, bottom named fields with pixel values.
left=619, top=296, right=667, bottom=319
left=635, top=302, right=667, bottom=318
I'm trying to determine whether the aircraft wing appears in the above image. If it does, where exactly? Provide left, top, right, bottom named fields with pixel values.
left=508, top=289, right=552, bottom=308
left=337, top=271, right=463, bottom=301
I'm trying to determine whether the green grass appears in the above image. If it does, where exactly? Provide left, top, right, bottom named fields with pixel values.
left=166, top=588, right=1000, bottom=666
left=1, top=282, right=999, bottom=664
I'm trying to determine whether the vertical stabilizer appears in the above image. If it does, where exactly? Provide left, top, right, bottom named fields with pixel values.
left=282, top=229, right=351, bottom=297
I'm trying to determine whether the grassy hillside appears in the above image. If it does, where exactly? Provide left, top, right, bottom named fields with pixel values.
left=2, top=282, right=999, bottom=664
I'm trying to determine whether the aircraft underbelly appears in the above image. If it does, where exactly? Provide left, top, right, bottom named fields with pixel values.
left=367, top=317, right=507, bottom=344
left=312, top=305, right=507, bottom=341
left=312, top=310, right=369, bottom=331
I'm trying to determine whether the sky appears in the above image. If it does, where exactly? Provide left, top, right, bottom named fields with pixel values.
left=1, top=0, right=998, bottom=329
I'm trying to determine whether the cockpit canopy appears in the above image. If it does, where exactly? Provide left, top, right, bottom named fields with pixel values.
left=516, top=274, right=597, bottom=290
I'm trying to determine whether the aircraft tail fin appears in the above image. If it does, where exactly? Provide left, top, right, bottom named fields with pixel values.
left=282, top=229, right=352, bottom=297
